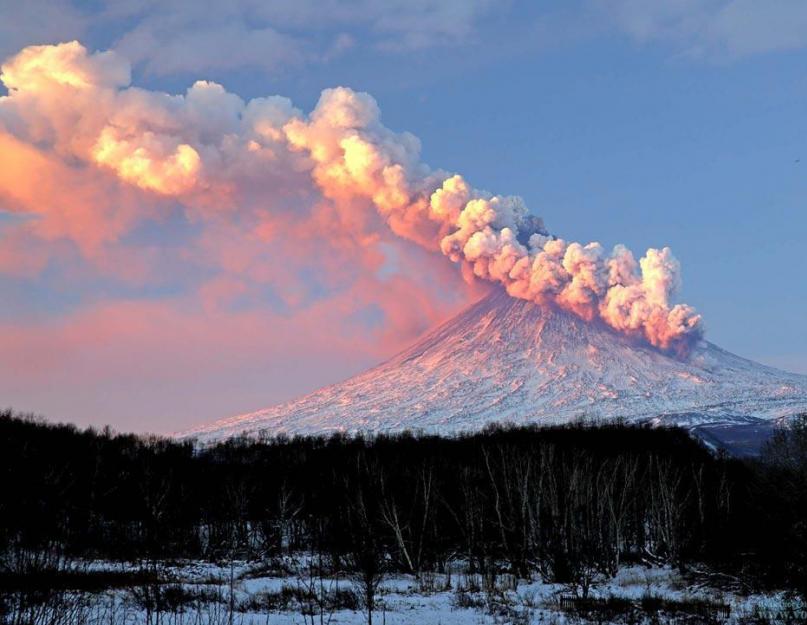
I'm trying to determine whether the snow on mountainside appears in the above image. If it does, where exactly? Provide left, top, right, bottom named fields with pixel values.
left=183, top=289, right=807, bottom=445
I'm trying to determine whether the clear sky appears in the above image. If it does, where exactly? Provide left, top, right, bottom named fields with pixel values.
left=0, top=1, right=805, bottom=434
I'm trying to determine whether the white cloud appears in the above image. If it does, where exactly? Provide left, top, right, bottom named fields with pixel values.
left=0, top=0, right=86, bottom=61
left=0, top=0, right=499, bottom=77
left=115, top=21, right=310, bottom=76
left=603, top=0, right=807, bottom=59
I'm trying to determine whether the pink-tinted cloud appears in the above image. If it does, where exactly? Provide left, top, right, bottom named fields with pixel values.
left=0, top=41, right=703, bottom=432
left=0, top=277, right=470, bottom=433
left=280, top=86, right=703, bottom=352
left=0, top=131, right=143, bottom=253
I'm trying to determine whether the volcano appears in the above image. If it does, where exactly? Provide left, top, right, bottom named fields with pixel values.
left=184, top=290, right=807, bottom=453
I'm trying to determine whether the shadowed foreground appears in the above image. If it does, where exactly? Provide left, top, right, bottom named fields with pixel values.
left=2, top=411, right=806, bottom=624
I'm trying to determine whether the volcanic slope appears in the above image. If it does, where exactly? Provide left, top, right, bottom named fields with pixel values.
left=185, top=289, right=807, bottom=444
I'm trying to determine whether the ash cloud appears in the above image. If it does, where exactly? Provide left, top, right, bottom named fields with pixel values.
left=0, top=41, right=703, bottom=355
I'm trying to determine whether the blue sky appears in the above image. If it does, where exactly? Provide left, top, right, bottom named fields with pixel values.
left=0, top=0, right=805, bottom=431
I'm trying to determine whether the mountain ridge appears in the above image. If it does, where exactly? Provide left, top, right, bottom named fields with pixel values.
left=182, top=289, right=807, bottom=445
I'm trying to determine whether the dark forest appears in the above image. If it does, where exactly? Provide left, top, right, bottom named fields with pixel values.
left=2, top=411, right=806, bottom=623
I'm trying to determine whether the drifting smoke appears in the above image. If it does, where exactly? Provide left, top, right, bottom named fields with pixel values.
left=0, top=41, right=703, bottom=355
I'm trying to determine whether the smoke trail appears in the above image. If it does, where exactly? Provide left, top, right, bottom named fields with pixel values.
left=0, top=41, right=703, bottom=354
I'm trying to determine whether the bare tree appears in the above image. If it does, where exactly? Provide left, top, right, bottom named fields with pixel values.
left=345, top=459, right=385, bottom=625
left=378, top=461, right=435, bottom=577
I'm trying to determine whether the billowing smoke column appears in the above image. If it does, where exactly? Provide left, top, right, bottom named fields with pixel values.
left=0, top=42, right=702, bottom=354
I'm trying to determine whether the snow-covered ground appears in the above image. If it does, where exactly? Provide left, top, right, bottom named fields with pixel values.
left=17, top=559, right=803, bottom=625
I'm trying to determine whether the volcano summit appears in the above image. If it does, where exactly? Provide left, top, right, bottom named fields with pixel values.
left=185, top=290, right=807, bottom=451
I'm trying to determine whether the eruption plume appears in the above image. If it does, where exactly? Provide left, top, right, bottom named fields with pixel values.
left=0, top=41, right=702, bottom=354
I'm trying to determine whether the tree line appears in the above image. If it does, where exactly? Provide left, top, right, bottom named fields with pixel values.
left=1, top=410, right=806, bottom=599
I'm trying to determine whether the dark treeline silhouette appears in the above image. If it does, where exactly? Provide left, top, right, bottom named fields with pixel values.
left=1, top=410, right=806, bottom=600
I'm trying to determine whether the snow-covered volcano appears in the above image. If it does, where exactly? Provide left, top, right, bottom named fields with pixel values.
left=184, top=290, right=807, bottom=447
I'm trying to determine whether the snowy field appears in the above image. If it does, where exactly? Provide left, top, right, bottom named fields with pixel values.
left=8, top=559, right=803, bottom=625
